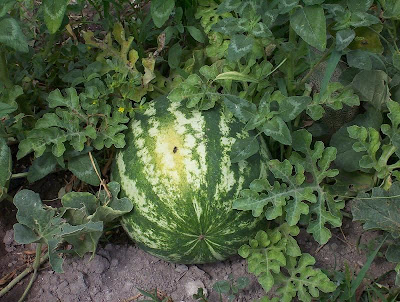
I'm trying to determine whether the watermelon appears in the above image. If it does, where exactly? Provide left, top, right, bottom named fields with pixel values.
left=112, top=96, right=264, bottom=264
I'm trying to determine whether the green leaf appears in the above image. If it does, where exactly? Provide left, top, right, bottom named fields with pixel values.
left=275, top=254, right=336, bottom=301
left=68, top=154, right=101, bottom=186
left=230, top=136, right=260, bottom=163
left=186, top=26, right=205, bottom=43
left=393, top=52, right=400, bottom=71
left=336, top=29, right=355, bottom=51
left=330, top=107, right=382, bottom=172
left=168, top=43, right=183, bottom=69
left=260, top=117, right=292, bottom=145
left=347, top=0, right=373, bottom=12
left=151, top=0, right=175, bottom=28
left=0, top=17, right=29, bottom=52
left=290, top=6, right=326, bottom=51
left=213, top=281, right=231, bottom=294
left=278, top=96, right=311, bottom=122
left=43, top=0, right=69, bottom=34
left=279, top=0, right=299, bottom=14
left=291, top=130, right=342, bottom=244
left=352, top=182, right=400, bottom=238
left=223, top=95, right=257, bottom=123
left=382, top=0, right=400, bottom=19
left=227, top=34, right=254, bottom=61
left=13, top=223, right=40, bottom=244
left=47, top=88, right=81, bottom=111
left=0, top=137, right=12, bottom=188
left=233, top=159, right=315, bottom=224
left=27, top=153, right=58, bottom=183
left=347, top=50, right=373, bottom=70
left=215, top=71, right=259, bottom=83
left=0, top=0, right=16, bottom=18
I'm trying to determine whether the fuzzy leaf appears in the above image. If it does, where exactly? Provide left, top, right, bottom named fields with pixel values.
left=352, top=70, right=390, bottom=110
left=0, top=0, right=16, bottom=18
left=278, top=96, right=311, bottom=122
left=336, top=29, right=355, bottom=51
left=151, top=0, right=175, bottom=28
left=230, top=136, right=260, bottom=163
left=223, top=95, right=257, bottom=123
left=227, top=34, right=254, bottom=61
left=260, top=117, right=292, bottom=145
left=27, top=153, right=58, bottom=183
left=0, top=17, right=28, bottom=52
left=290, top=6, right=326, bottom=51
left=352, top=182, right=400, bottom=238
left=68, top=154, right=101, bottom=186
left=43, top=0, right=69, bottom=34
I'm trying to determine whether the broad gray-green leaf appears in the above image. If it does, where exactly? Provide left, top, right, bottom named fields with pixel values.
left=47, top=87, right=81, bottom=110
left=151, top=0, right=175, bottom=28
left=223, top=95, right=257, bottom=123
left=278, top=96, right=311, bottom=122
left=386, top=244, right=400, bottom=262
left=336, top=29, right=355, bottom=51
left=0, top=0, right=16, bottom=18
left=352, top=182, right=400, bottom=238
left=0, top=17, right=28, bottom=52
left=215, top=71, right=259, bottom=83
left=227, top=34, right=254, bottom=61
left=279, top=0, right=299, bottom=14
left=230, top=136, right=260, bottom=163
left=27, top=153, right=58, bottom=183
left=187, top=26, right=205, bottom=43
left=290, top=6, right=326, bottom=51
left=347, top=0, right=373, bottom=12
left=382, top=0, right=400, bottom=19
left=168, top=43, right=183, bottom=69
left=13, top=223, right=40, bottom=244
left=68, top=154, right=101, bottom=186
left=14, top=190, right=56, bottom=231
left=260, top=117, right=292, bottom=145
left=347, top=50, right=372, bottom=70
left=352, top=70, right=390, bottom=110
left=43, top=0, right=69, bottom=34
left=216, top=0, right=241, bottom=13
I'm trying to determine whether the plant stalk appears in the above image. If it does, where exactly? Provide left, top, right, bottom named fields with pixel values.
left=18, top=243, right=42, bottom=302
left=0, top=252, right=48, bottom=299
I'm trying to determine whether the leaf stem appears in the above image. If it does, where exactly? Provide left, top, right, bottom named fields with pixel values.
left=0, top=48, right=13, bottom=89
left=0, top=252, right=48, bottom=299
left=18, top=243, right=42, bottom=302
left=11, top=172, right=29, bottom=179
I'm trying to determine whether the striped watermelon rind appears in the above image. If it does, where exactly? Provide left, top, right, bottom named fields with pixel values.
left=112, top=96, right=264, bottom=264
